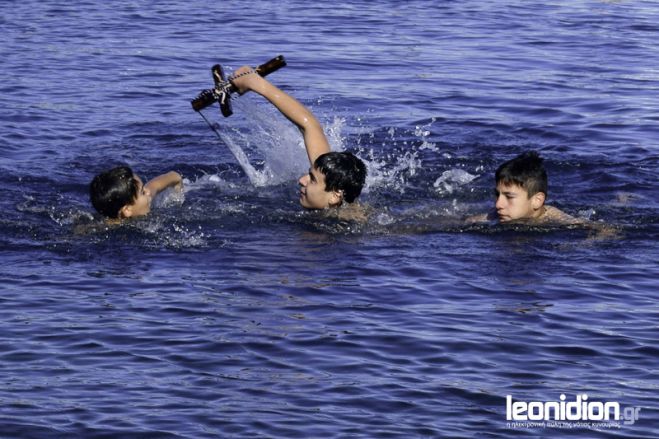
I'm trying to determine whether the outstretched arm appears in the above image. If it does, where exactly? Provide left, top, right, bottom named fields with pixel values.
left=231, top=67, right=331, bottom=165
left=144, top=171, right=182, bottom=197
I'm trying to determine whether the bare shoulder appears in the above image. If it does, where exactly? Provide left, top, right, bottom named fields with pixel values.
left=541, top=206, right=583, bottom=225
left=542, top=206, right=621, bottom=238
left=336, top=203, right=370, bottom=223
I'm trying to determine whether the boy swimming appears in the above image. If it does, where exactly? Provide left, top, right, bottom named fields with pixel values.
left=89, top=166, right=182, bottom=221
left=229, top=66, right=367, bottom=212
left=468, top=151, right=580, bottom=224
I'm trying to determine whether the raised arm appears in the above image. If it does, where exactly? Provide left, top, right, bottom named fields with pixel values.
left=144, top=171, right=182, bottom=197
left=231, top=67, right=331, bottom=164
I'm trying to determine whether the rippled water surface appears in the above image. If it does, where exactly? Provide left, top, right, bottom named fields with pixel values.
left=1, top=1, right=658, bottom=437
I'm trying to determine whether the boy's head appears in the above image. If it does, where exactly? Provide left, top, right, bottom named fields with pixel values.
left=90, top=166, right=152, bottom=219
left=494, top=151, right=548, bottom=222
left=298, top=151, right=367, bottom=209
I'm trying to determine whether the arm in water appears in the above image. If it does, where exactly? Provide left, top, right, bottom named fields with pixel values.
left=230, top=66, right=331, bottom=165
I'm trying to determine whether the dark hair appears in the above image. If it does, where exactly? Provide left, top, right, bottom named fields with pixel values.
left=314, top=151, right=367, bottom=204
left=89, top=166, right=139, bottom=218
left=495, top=151, right=547, bottom=197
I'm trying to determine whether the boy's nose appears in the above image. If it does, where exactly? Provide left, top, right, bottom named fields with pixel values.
left=495, top=196, right=505, bottom=210
left=298, top=174, right=309, bottom=186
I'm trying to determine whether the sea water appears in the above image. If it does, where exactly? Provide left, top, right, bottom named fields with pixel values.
left=1, top=1, right=658, bottom=437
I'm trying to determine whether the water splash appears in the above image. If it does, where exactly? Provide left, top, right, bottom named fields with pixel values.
left=362, top=149, right=421, bottom=194
left=180, top=174, right=242, bottom=193
left=138, top=218, right=208, bottom=249
left=211, top=98, right=310, bottom=187
left=415, top=119, right=439, bottom=152
left=200, top=96, right=433, bottom=198
left=217, top=130, right=270, bottom=186
left=433, top=169, right=479, bottom=195
left=351, top=122, right=431, bottom=194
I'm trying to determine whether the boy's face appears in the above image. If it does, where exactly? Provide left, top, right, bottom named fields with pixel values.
left=121, top=176, right=153, bottom=218
left=298, top=167, right=341, bottom=209
left=494, top=182, right=545, bottom=222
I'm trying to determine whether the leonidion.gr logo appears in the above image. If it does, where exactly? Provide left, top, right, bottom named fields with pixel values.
left=505, top=394, right=641, bottom=429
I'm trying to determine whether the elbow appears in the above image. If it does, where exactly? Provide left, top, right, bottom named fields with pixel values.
left=300, top=117, right=323, bottom=134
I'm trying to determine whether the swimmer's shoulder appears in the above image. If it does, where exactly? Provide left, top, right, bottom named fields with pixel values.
left=333, top=202, right=370, bottom=223
left=539, top=206, right=620, bottom=237
left=73, top=217, right=121, bottom=235
left=544, top=206, right=621, bottom=238
left=540, top=205, right=584, bottom=225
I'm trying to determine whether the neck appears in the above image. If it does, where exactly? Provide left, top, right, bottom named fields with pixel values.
left=532, top=206, right=546, bottom=219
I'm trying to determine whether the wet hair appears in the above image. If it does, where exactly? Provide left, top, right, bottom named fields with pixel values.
left=89, top=166, right=139, bottom=218
left=495, top=151, right=548, bottom=198
left=314, top=151, right=367, bottom=204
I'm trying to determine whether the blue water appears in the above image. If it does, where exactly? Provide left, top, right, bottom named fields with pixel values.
left=1, top=1, right=658, bottom=437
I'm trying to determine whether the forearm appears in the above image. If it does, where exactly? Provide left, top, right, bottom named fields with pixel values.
left=145, top=171, right=182, bottom=196
left=248, top=76, right=316, bottom=129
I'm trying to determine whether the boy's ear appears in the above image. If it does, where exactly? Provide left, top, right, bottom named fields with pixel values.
left=531, top=192, right=546, bottom=209
left=119, top=204, right=133, bottom=218
left=328, top=190, right=343, bottom=207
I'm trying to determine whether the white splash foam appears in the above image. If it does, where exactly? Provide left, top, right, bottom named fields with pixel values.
left=364, top=150, right=421, bottom=194
left=578, top=208, right=596, bottom=220
left=433, top=169, right=478, bottom=194
left=217, top=98, right=310, bottom=186
left=180, top=174, right=236, bottom=193
left=203, top=98, right=426, bottom=196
